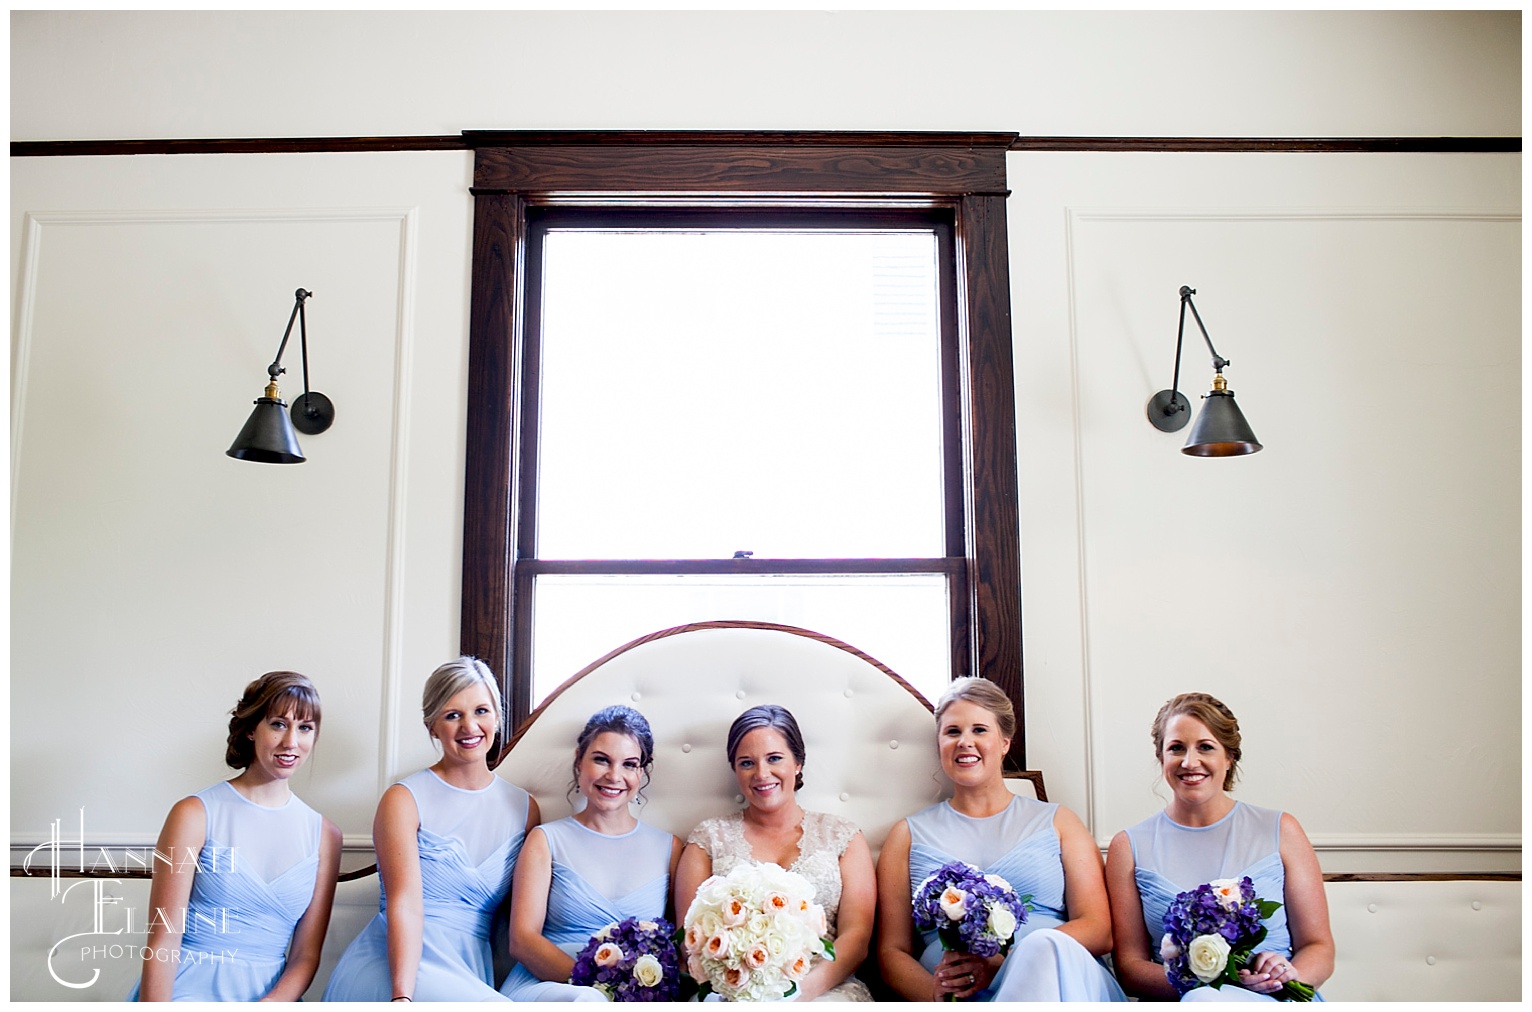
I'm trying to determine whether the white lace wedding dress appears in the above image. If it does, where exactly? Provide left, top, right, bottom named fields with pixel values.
left=688, top=811, right=874, bottom=1002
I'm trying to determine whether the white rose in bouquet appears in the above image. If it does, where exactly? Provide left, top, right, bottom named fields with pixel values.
left=987, top=903, right=1018, bottom=941
left=632, top=953, right=664, bottom=988
left=1187, top=934, right=1232, bottom=984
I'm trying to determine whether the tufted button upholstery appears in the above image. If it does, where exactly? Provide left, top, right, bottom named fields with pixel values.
left=495, top=622, right=952, bottom=859
left=1322, top=879, right=1521, bottom=1000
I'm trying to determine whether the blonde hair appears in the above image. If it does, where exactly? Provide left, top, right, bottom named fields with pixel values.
left=934, top=677, right=1016, bottom=740
left=421, top=656, right=503, bottom=739
left=1151, top=692, right=1242, bottom=790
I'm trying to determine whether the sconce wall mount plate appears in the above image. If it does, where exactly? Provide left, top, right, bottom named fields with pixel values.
left=1146, top=390, right=1192, bottom=432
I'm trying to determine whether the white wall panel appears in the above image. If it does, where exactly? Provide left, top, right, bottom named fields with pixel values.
left=1010, top=152, right=1520, bottom=871
left=10, top=153, right=475, bottom=848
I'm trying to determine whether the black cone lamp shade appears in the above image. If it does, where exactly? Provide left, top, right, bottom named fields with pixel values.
left=228, top=386, right=307, bottom=463
left=1146, top=286, right=1262, bottom=457
left=227, top=288, right=335, bottom=464
left=1183, top=375, right=1261, bottom=456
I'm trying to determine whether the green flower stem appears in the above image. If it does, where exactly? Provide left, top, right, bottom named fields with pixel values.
left=1226, top=951, right=1316, bottom=1002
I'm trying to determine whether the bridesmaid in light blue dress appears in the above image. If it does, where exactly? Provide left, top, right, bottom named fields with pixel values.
left=500, top=706, right=683, bottom=1000
left=1106, top=692, right=1334, bottom=1001
left=323, top=657, right=538, bottom=1002
left=876, top=677, right=1125, bottom=1001
left=131, top=671, right=341, bottom=1001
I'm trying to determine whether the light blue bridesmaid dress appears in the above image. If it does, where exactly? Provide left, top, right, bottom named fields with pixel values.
left=128, top=781, right=322, bottom=1001
left=906, top=796, right=1127, bottom=1001
left=498, top=816, right=675, bottom=1001
left=1125, top=800, right=1322, bottom=1002
left=322, top=769, right=530, bottom=1002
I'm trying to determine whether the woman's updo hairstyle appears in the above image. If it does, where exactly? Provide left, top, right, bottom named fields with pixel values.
left=726, top=704, right=808, bottom=791
left=226, top=671, right=321, bottom=770
left=1151, top=691, right=1243, bottom=790
left=934, top=676, right=1016, bottom=741
left=421, top=656, right=503, bottom=745
left=569, top=705, right=657, bottom=803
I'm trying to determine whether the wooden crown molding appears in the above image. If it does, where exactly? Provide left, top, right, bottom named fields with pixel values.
left=12, top=132, right=1519, bottom=159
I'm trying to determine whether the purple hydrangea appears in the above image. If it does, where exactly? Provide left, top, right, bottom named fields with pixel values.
left=1161, top=877, right=1314, bottom=1001
left=568, top=916, right=682, bottom=1002
left=912, top=860, right=1030, bottom=960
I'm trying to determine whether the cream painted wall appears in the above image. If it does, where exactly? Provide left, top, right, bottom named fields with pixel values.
left=10, top=11, right=1520, bottom=139
left=10, top=8, right=1520, bottom=892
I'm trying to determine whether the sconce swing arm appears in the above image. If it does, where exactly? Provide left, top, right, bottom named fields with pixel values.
left=1150, top=285, right=1229, bottom=432
left=264, top=288, right=331, bottom=434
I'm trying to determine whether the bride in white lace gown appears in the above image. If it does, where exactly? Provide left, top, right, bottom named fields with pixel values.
left=675, top=705, right=875, bottom=1002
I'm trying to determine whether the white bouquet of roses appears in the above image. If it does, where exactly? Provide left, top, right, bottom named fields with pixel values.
left=682, top=861, right=834, bottom=1001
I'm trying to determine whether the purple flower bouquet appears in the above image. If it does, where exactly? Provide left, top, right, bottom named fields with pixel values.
left=912, top=860, right=1031, bottom=999
left=569, top=916, right=683, bottom=1001
left=1160, top=876, right=1315, bottom=1001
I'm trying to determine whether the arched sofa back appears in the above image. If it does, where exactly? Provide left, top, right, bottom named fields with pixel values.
left=493, top=621, right=952, bottom=858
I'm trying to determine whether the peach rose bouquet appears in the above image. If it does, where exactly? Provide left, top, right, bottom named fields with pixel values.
left=682, top=861, right=834, bottom=1001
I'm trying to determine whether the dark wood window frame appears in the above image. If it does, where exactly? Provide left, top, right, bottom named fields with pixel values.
left=460, top=131, right=1026, bottom=762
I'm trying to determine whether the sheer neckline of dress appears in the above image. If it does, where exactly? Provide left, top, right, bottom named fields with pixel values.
left=941, top=795, right=1019, bottom=823
left=566, top=815, right=645, bottom=840
left=216, top=779, right=296, bottom=811
left=1161, top=798, right=1242, bottom=832
left=420, top=767, right=499, bottom=794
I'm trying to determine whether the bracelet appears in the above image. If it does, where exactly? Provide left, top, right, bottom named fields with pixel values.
left=392, top=997, right=411, bottom=1002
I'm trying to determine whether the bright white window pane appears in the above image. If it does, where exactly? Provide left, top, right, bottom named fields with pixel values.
left=536, top=230, right=944, bottom=559
left=530, top=574, right=950, bottom=707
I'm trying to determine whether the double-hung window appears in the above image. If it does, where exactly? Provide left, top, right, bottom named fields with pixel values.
left=461, top=133, right=1026, bottom=758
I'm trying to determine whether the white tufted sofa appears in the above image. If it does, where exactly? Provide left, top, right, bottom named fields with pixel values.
left=1321, top=877, right=1520, bottom=1001
left=8, top=622, right=1521, bottom=1000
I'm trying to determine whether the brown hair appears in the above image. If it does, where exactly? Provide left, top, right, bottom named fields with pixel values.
left=569, top=705, right=656, bottom=803
left=727, top=705, right=807, bottom=791
left=934, top=677, right=1016, bottom=741
left=1151, top=692, right=1242, bottom=790
left=225, top=671, right=321, bottom=769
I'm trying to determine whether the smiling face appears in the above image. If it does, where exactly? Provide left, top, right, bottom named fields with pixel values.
left=936, top=698, right=1012, bottom=787
left=731, top=726, right=801, bottom=814
left=246, top=707, right=316, bottom=782
left=429, top=685, right=498, bottom=766
left=576, top=731, right=644, bottom=814
left=1160, top=713, right=1233, bottom=804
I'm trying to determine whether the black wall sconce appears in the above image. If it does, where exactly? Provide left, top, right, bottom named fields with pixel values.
left=226, top=288, right=335, bottom=464
left=1146, top=285, right=1262, bottom=456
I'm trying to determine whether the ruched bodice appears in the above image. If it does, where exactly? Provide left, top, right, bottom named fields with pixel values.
left=541, top=817, right=672, bottom=945
left=903, top=796, right=1126, bottom=1002
left=908, top=797, right=1066, bottom=935
left=322, top=770, right=531, bottom=1002
left=1125, top=803, right=1293, bottom=960
left=129, top=782, right=322, bottom=1001
left=499, top=816, right=675, bottom=1000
